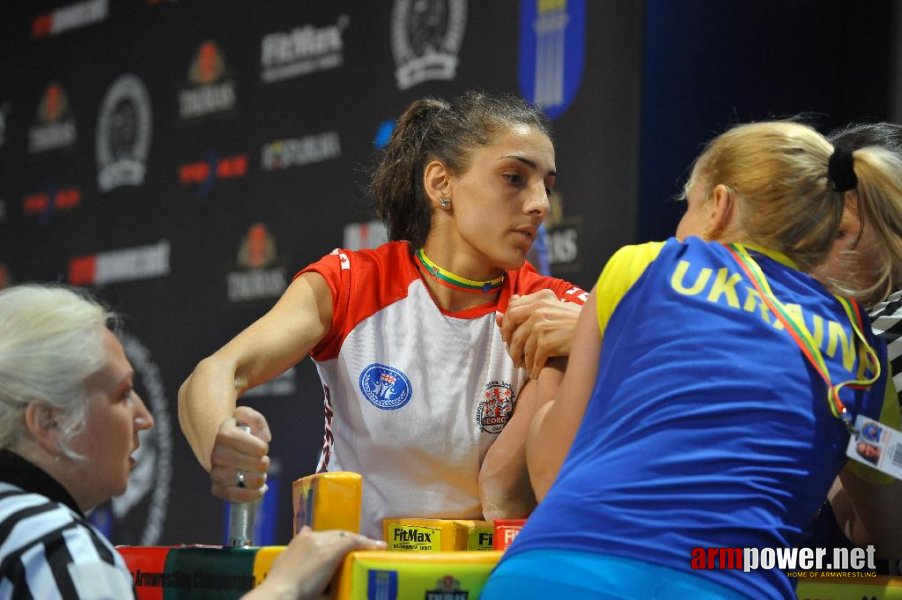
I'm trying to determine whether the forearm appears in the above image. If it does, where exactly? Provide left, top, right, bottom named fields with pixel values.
left=525, top=292, right=602, bottom=501
left=478, top=376, right=558, bottom=519
left=525, top=364, right=568, bottom=500
left=835, top=465, right=902, bottom=557
left=178, top=355, right=241, bottom=471
left=478, top=430, right=536, bottom=520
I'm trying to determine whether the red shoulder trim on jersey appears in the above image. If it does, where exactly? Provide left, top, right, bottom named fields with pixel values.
left=297, top=242, right=419, bottom=361
left=496, top=264, right=588, bottom=313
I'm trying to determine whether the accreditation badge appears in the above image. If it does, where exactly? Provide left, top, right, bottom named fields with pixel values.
left=846, top=415, right=902, bottom=479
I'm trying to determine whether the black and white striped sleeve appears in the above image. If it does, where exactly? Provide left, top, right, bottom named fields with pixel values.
left=870, top=290, right=902, bottom=408
left=0, top=485, right=134, bottom=600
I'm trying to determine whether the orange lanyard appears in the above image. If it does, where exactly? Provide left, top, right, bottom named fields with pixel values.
left=726, top=244, right=881, bottom=431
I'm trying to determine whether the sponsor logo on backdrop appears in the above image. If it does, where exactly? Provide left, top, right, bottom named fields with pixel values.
left=179, top=151, right=247, bottom=196
left=179, top=41, right=236, bottom=119
left=0, top=102, right=9, bottom=148
left=96, top=74, right=152, bottom=192
left=22, top=185, right=81, bottom=223
left=391, top=0, right=467, bottom=89
left=89, top=331, right=172, bottom=545
left=32, top=0, right=108, bottom=39
left=68, top=240, right=170, bottom=286
left=544, top=191, right=581, bottom=272
left=0, top=264, right=10, bottom=289
left=519, top=0, right=585, bottom=119
left=343, top=220, right=387, bottom=251
left=261, top=15, right=349, bottom=83
left=28, top=83, right=77, bottom=154
left=476, top=381, right=514, bottom=434
left=261, top=131, right=341, bottom=171
left=226, top=223, right=288, bottom=303
left=374, top=119, right=396, bottom=150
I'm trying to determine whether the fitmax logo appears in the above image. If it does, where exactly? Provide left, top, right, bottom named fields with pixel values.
left=393, top=528, right=433, bottom=543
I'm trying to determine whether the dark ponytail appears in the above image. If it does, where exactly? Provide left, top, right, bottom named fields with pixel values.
left=371, top=98, right=448, bottom=249
left=370, top=90, right=552, bottom=249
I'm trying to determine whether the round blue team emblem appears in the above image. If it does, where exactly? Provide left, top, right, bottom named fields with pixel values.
left=359, top=363, right=412, bottom=410
left=861, top=422, right=882, bottom=443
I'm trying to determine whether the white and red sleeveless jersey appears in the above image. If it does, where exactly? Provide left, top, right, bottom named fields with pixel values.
left=298, top=241, right=586, bottom=538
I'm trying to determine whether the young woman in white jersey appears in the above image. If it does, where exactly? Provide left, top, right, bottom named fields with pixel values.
left=178, top=91, right=586, bottom=538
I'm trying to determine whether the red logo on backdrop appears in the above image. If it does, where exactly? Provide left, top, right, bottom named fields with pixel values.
left=32, top=14, right=53, bottom=38
left=38, top=83, right=67, bottom=122
left=69, top=255, right=97, bottom=286
left=23, top=187, right=81, bottom=216
left=31, top=0, right=109, bottom=39
left=179, top=40, right=236, bottom=119
left=227, top=222, right=288, bottom=303
left=190, top=41, right=225, bottom=85
left=30, top=82, right=76, bottom=153
left=238, top=223, right=277, bottom=269
left=67, top=241, right=170, bottom=287
left=178, top=152, right=247, bottom=194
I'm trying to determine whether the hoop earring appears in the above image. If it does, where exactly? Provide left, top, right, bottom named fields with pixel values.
left=439, top=197, right=451, bottom=210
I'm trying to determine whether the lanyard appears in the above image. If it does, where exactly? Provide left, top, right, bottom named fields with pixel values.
left=725, top=243, right=881, bottom=431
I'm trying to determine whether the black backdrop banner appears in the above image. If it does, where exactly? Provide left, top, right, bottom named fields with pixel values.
left=0, top=0, right=894, bottom=546
left=0, top=0, right=643, bottom=545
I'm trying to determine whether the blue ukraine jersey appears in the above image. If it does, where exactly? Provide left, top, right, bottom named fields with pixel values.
left=505, top=237, right=890, bottom=599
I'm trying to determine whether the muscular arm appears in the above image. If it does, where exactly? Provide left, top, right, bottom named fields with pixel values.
left=480, top=288, right=587, bottom=517
left=526, top=287, right=602, bottom=501
left=178, top=272, right=333, bottom=498
left=479, top=378, right=545, bottom=520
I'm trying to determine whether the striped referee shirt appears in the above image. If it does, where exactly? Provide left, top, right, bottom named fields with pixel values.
left=0, top=450, right=134, bottom=599
left=871, top=289, right=902, bottom=408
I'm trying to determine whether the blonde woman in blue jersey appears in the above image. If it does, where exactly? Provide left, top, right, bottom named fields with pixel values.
left=481, top=121, right=902, bottom=599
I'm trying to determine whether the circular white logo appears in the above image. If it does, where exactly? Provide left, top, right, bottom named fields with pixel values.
left=96, top=74, right=152, bottom=192
left=391, top=0, right=467, bottom=89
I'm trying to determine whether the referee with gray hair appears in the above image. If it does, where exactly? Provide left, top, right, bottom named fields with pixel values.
left=0, top=284, right=382, bottom=599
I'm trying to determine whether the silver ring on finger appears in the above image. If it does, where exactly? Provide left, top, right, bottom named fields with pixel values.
left=236, top=470, right=246, bottom=488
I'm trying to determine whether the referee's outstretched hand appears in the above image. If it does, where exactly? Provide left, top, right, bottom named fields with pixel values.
left=243, top=527, right=386, bottom=600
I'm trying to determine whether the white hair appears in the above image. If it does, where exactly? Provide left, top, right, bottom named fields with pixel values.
left=0, top=284, right=115, bottom=458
